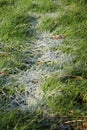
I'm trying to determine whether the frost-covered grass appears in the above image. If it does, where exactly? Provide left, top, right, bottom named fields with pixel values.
left=0, top=0, right=87, bottom=129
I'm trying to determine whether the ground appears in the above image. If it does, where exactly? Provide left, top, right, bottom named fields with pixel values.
left=0, top=0, right=87, bottom=130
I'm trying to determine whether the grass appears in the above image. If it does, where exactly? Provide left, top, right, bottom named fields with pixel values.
left=0, top=0, right=87, bottom=129
left=42, top=76, right=87, bottom=115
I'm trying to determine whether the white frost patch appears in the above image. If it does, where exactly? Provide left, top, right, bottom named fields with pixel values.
left=13, top=31, right=73, bottom=109
left=8, top=21, right=73, bottom=109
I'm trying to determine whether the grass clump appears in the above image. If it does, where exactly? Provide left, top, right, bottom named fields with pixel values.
left=42, top=76, right=87, bottom=115
left=0, top=13, right=36, bottom=41
left=0, top=108, right=63, bottom=130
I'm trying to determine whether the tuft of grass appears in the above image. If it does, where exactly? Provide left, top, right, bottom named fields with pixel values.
left=42, top=76, right=87, bottom=116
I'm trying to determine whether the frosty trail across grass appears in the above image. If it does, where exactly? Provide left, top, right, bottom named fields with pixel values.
left=8, top=15, right=73, bottom=109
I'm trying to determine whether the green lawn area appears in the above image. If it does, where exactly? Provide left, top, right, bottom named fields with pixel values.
left=0, top=0, right=87, bottom=129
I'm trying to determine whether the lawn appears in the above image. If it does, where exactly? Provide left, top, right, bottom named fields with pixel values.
left=0, top=0, right=87, bottom=129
